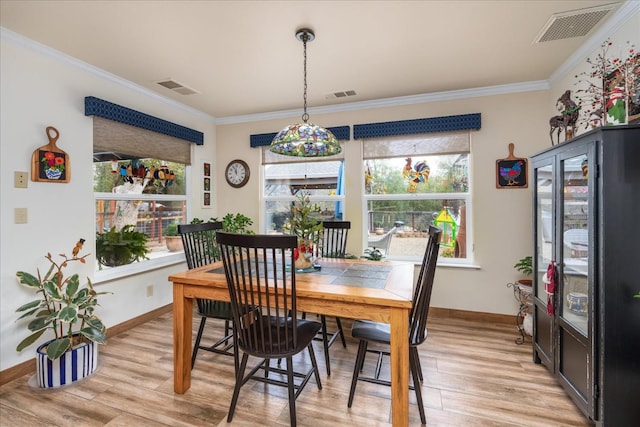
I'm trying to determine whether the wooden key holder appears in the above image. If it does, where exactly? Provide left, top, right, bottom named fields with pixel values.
left=31, top=126, right=70, bottom=183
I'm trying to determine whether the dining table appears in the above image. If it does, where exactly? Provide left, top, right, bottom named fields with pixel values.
left=169, top=257, right=415, bottom=426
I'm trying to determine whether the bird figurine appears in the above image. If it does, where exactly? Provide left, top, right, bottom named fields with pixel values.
left=402, top=157, right=430, bottom=192
left=72, top=238, right=85, bottom=258
left=499, top=160, right=523, bottom=186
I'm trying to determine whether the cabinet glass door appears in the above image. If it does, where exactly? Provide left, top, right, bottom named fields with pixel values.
left=536, top=164, right=554, bottom=299
left=560, top=154, right=589, bottom=336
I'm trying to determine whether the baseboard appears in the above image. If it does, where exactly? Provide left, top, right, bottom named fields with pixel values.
left=430, top=307, right=514, bottom=325
left=0, top=304, right=173, bottom=387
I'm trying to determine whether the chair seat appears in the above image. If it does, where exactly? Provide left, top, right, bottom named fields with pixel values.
left=351, top=320, right=391, bottom=343
left=243, top=317, right=321, bottom=358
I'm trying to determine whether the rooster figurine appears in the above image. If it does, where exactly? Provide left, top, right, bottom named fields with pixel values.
left=499, top=161, right=523, bottom=186
left=402, top=157, right=430, bottom=192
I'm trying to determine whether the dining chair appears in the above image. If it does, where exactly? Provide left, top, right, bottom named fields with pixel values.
left=311, top=220, right=350, bottom=376
left=178, top=222, right=237, bottom=371
left=347, top=225, right=441, bottom=425
left=217, top=232, right=322, bottom=427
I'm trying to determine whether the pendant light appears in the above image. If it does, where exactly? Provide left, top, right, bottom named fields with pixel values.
left=270, top=28, right=341, bottom=157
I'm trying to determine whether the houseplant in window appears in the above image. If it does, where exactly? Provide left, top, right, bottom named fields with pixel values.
left=96, top=225, right=150, bottom=268
left=15, top=240, right=110, bottom=387
left=163, top=221, right=184, bottom=252
left=283, top=192, right=323, bottom=270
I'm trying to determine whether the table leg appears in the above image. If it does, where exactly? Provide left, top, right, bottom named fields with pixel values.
left=173, top=283, right=193, bottom=393
left=390, top=307, right=409, bottom=426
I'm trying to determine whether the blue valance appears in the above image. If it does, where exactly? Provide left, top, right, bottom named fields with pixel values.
left=353, top=113, right=481, bottom=139
left=250, top=126, right=351, bottom=147
left=84, top=96, right=204, bottom=145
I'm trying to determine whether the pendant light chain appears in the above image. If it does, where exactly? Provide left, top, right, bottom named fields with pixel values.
left=302, top=32, right=309, bottom=123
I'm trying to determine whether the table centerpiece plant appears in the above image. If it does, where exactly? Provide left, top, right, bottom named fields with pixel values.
left=283, top=192, right=324, bottom=270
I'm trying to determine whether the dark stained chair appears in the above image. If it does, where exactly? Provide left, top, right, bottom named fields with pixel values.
left=311, top=220, right=350, bottom=376
left=217, top=232, right=322, bottom=427
left=347, top=225, right=441, bottom=425
left=178, top=222, right=237, bottom=371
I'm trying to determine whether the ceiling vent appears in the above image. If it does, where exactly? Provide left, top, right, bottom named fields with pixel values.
left=325, top=90, right=357, bottom=99
left=534, top=4, right=616, bottom=43
left=156, top=79, right=199, bottom=95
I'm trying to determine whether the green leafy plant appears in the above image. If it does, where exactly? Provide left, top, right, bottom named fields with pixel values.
left=212, top=213, right=256, bottom=235
left=514, top=256, right=533, bottom=276
left=15, top=241, right=110, bottom=360
left=362, top=248, right=384, bottom=261
left=163, top=221, right=180, bottom=236
left=96, top=225, right=150, bottom=268
left=283, top=192, right=323, bottom=243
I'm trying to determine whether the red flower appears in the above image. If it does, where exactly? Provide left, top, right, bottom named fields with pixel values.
left=55, top=157, right=65, bottom=165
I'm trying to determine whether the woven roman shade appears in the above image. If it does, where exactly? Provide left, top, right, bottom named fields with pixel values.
left=363, top=131, right=470, bottom=160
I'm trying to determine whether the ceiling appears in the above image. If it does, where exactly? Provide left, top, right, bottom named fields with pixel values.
left=0, top=1, right=631, bottom=121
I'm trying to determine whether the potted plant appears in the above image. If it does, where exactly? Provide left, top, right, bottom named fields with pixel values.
left=15, top=240, right=110, bottom=387
left=282, top=192, right=323, bottom=270
left=96, top=225, right=150, bottom=268
left=514, top=256, right=533, bottom=285
left=163, top=221, right=184, bottom=252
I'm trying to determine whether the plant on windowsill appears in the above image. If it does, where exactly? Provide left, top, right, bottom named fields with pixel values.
left=163, top=221, right=184, bottom=252
left=362, top=247, right=384, bottom=261
left=15, top=240, right=111, bottom=387
left=514, top=256, right=533, bottom=286
left=96, top=225, right=150, bottom=268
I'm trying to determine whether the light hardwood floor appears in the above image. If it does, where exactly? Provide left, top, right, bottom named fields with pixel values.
left=0, top=312, right=592, bottom=426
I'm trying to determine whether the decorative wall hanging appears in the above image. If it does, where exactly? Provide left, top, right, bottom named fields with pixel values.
left=202, top=161, right=212, bottom=208
left=549, top=90, right=580, bottom=145
left=433, top=209, right=457, bottom=248
left=402, top=157, right=430, bottom=192
left=496, top=143, right=527, bottom=188
left=31, top=126, right=70, bottom=183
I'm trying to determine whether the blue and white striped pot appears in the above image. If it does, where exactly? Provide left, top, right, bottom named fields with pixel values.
left=35, top=338, right=98, bottom=388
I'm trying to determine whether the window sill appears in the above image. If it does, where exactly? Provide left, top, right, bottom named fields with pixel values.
left=93, top=252, right=186, bottom=284
left=385, top=255, right=480, bottom=270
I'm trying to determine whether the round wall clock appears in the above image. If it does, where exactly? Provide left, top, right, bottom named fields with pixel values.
left=225, top=159, right=250, bottom=188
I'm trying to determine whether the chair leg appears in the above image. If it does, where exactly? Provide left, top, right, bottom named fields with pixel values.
left=335, top=317, right=347, bottom=347
left=348, top=340, right=368, bottom=408
left=286, top=356, right=297, bottom=427
left=191, top=316, right=207, bottom=368
left=320, top=315, right=331, bottom=376
left=412, top=347, right=423, bottom=382
left=409, top=347, right=426, bottom=425
left=307, top=343, right=322, bottom=390
left=228, top=352, right=249, bottom=422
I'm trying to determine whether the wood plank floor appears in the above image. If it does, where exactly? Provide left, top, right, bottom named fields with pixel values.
left=0, top=312, right=592, bottom=426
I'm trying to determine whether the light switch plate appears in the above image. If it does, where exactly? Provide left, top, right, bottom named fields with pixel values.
left=15, top=208, right=28, bottom=224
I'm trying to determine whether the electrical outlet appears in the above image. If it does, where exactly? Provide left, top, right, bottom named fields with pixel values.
left=14, top=171, right=28, bottom=188
left=146, top=285, right=154, bottom=297
left=15, top=208, right=28, bottom=224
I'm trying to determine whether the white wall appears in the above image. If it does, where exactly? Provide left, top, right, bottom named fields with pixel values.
left=0, top=31, right=216, bottom=372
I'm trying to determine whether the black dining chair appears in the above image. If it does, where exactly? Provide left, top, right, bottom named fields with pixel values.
left=217, top=232, right=322, bottom=427
left=178, top=222, right=237, bottom=371
left=347, top=225, right=441, bottom=425
left=311, top=220, right=350, bottom=376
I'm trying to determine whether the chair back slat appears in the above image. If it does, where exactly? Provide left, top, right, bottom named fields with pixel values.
left=409, top=225, right=441, bottom=346
left=178, top=222, right=223, bottom=268
left=217, top=232, right=301, bottom=357
left=321, top=220, right=350, bottom=258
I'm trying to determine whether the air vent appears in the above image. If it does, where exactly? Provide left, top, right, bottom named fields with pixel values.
left=534, top=4, right=616, bottom=43
left=156, top=79, right=199, bottom=95
left=325, top=90, right=357, bottom=99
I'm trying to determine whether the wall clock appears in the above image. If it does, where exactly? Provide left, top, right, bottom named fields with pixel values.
left=225, top=159, right=250, bottom=188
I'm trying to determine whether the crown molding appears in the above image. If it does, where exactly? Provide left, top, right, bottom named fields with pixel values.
left=1, top=27, right=216, bottom=124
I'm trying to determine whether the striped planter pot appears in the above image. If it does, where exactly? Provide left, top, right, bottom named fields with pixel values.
left=35, top=338, right=98, bottom=388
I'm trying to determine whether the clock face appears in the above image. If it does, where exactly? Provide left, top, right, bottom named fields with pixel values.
left=225, top=160, right=250, bottom=188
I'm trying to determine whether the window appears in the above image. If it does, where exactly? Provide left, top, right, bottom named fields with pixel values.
left=262, top=146, right=345, bottom=233
left=94, top=158, right=188, bottom=270
left=363, top=131, right=471, bottom=263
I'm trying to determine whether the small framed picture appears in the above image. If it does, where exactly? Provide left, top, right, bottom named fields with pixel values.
left=203, top=162, right=211, bottom=177
left=204, top=177, right=211, bottom=191
left=203, top=192, right=210, bottom=206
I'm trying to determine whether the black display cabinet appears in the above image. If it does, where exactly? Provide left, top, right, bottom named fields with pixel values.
left=531, top=125, right=640, bottom=426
